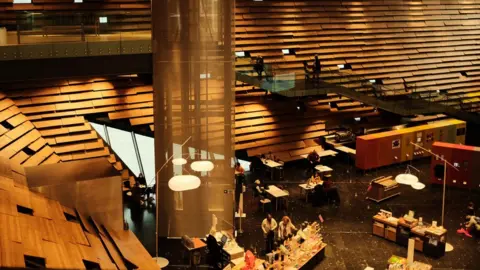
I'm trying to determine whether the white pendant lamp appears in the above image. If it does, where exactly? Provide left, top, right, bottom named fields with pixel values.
left=168, top=175, right=201, bottom=191
left=395, top=174, right=419, bottom=186
left=172, top=158, right=187, bottom=166
left=412, top=182, right=426, bottom=190
left=190, top=160, right=214, bottom=172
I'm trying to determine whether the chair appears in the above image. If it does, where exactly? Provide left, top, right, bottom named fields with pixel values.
left=260, top=198, right=271, bottom=212
left=312, top=185, right=326, bottom=206
left=206, top=235, right=221, bottom=269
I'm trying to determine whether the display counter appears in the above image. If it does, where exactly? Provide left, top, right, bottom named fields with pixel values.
left=372, top=212, right=447, bottom=257
left=387, top=255, right=432, bottom=270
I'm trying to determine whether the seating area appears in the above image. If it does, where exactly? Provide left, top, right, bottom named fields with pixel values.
left=0, top=157, right=157, bottom=269
left=235, top=0, right=480, bottom=113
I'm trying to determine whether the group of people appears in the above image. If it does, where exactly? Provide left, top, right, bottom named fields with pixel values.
left=261, top=214, right=298, bottom=253
left=253, top=54, right=322, bottom=83
left=457, top=202, right=479, bottom=238
left=308, top=171, right=338, bottom=205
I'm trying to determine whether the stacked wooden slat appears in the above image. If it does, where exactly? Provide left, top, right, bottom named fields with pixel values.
left=2, top=79, right=143, bottom=188
left=0, top=0, right=151, bottom=32
left=1, top=73, right=380, bottom=162
left=235, top=94, right=379, bottom=160
left=235, top=0, right=480, bottom=113
left=0, top=94, right=61, bottom=167
left=0, top=158, right=156, bottom=270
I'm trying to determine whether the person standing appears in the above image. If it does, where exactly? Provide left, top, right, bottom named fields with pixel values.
left=303, top=60, right=311, bottom=80
left=278, top=216, right=297, bottom=241
left=262, top=214, right=277, bottom=253
left=255, top=56, right=265, bottom=79
left=313, top=54, right=322, bottom=83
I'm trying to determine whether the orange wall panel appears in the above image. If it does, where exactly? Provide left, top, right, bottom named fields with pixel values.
left=357, top=119, right=466, bottom=170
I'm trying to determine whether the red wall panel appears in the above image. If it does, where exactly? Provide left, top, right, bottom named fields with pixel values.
left=431, top=142, right=480, bottom=190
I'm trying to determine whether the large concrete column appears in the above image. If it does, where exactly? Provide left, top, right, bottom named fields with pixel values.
left=152, top=0, right=235, bottom=238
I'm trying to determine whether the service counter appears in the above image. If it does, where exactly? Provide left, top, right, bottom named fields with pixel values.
left=372, top=213, right=447, bottom=258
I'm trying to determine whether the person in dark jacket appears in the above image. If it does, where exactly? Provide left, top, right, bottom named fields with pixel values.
left=254, top=56, right=265, bottom=79
left=313, top=54, right=322, bottom=82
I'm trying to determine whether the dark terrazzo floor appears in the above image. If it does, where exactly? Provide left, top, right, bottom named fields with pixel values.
left=126, top=156, right=480, bottom=269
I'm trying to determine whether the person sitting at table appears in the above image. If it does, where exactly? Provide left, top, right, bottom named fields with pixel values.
left=254, top=180, right=266, bottom=197
left=278, top=216, right=297, bottom=241
left=266, top=151, right=273, bottom=160
left=457, top=215, right=480, bottom=238
left=306, top=150, right=320, bottom=175
left=313, top=172, right=322, bottom=184
left=262, top=213, right=278, bottom=253
left=323, top=178, right=339, bottom=204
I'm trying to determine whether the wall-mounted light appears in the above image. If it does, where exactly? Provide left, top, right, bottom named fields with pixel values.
left=282, top=49, right=295, bottom=55
left=74, top=0, right=83, bottom=3
left=13, top=0, right=31, bottom=3
left=235, top=51, right=245, bottom=57
left=338, top=64, right=352, bottom=70
left=99, top=17, right=108, bottom=24
left=354, top=117, right=361, bottom=122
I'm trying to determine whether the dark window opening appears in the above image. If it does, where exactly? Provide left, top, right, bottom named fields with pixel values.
left=83, top=260, right=101, bottom=270
left=434, top=164, right=445, bottom=178
left=0, top=120, right=14, bottom=130
left=456, top=128, right=466, bottom=136
left=461, top=71, right=467, bottom=77
left=24, top=255, right=46, bottom=268
left=17, top=205, right=34, bottom=215
left=22, top=146, right=35, bottom=156
left=64, top=212, right=78, bottom=222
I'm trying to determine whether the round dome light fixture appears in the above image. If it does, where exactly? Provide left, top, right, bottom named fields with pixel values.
left=172, top=158, right=187, bottom=166
left=395, top=174, right=419, bottom=186
left=190, top=160, right=214, bottom=172
left=168, top=175, right=201, bottom=191
left=412, top=182, right=426, bottom=190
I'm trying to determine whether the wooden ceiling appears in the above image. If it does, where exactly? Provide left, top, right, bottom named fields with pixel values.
left=0, top=157, right=157, bottom=269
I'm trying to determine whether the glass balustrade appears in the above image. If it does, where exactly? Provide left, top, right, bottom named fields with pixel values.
left=0, top=10, right=151, bottom=60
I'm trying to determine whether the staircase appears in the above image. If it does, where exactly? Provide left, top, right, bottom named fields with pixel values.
left=235, top=69, right=480, bottom=124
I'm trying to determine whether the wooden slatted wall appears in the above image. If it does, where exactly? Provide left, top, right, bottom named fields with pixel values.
left=0, top=0, right=151, bottom=32
left=235, top=0, right=480, bottom=112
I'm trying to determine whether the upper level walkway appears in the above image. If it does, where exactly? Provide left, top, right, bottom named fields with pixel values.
left=235, top=66, right=480, bottom=124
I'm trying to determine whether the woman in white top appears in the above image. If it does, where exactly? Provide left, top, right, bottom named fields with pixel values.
left=278, top=216, right=297, bottom=240
left=262, top=214, right=277, bottom=253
